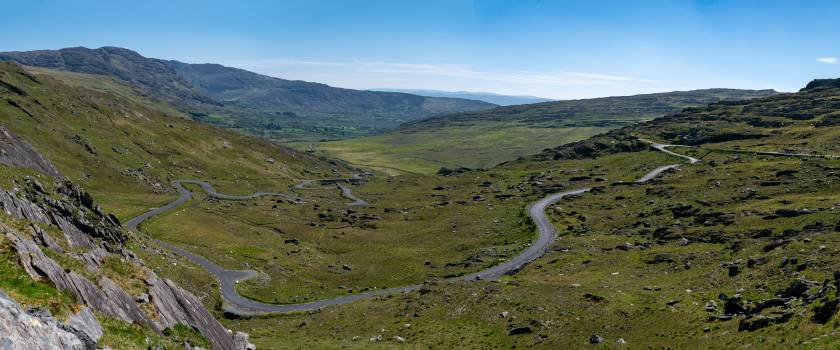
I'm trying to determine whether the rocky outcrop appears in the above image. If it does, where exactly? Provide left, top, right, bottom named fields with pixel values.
left=0, top=291, right=85, bottom=349
left=0, top=126, right=61, bottom=178
left=0, top=183, right=124, bottom=248
left=7, top=229, right=157, bottom=330
left=0, top=187, right=52, bottom=225
left=7, top=226, right=243, bottom=349
left=145, top=271, right=238, bottom=350
left=0, top=166, right=248, bottom=349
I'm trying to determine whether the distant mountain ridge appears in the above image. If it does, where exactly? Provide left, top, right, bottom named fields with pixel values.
left=315, top=88, right=780, bottom=174
left=0, top=47, right=495, bottom=141
left=372, top=88, right=553, bottom=106
left=400, top=88, right=779, bottom=132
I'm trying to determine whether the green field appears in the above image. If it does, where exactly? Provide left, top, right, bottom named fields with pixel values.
left=309, top=88, right=777, bottom=174
left=314, top=122, right=609, bottom=174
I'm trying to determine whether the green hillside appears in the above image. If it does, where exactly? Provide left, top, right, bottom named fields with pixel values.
left=314, top=88, right=778, bottom=173
left=0, top=61, right=345, bottom=219
left=237, top=78, right=840, bottom=348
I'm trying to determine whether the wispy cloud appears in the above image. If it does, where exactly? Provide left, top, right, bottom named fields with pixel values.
left=222, top=59, right=660, bottom=86
left=817, top=57, right=838, bottom=64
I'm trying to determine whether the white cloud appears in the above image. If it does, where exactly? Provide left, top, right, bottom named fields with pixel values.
left=212, top=58, right=668, bottom=99
left=817, top=57, right=838, bottom=64
left=221, top=59, right=659, bottom=86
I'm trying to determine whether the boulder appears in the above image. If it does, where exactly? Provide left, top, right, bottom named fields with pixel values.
left=646, top=253, right=674, bottom=264
left=0, top=291, right=85, bottom=349
left=763, top=239, right=791, bottom=252
left=782, top=277, right=818, bottom=298
left=723, top=295, right=747, bottom=315
left=233, top=331, right=257, bottom=350
left=812, top=298, right=840, bottom=324
left=66, top=307, right=104, bottom=344
left=738, top=313, right=793, bottom=331
left=508, top=324, right=533, bottom=335
left=146, top=272, right=239, bottom=350
left=670, top=204, right=699, bottom=218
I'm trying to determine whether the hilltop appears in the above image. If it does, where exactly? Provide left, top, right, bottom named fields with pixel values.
left=0, top=47, right=495, bottom=142
left=314, top=88, right=778, bottom=174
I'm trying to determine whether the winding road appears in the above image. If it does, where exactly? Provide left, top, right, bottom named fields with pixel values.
left=127, top=143, right=698, bottom=315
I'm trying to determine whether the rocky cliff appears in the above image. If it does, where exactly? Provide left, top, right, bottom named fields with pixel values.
left=0, top=174, right=251, bottom=349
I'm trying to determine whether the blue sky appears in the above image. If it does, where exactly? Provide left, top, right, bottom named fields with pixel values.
left=2, top=0, right=839, bottom=99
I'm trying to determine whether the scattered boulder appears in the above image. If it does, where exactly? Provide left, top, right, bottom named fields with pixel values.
left=437, top=166, right=470, bottom=176
left=647, top=253, right=674, bottom=264
left=508, top=325, right=533, bottom=335
left=694, top=211, right=735, bottom=226
left=233, top=331, right=257, bottom=350
left=705, top=300, right=718, bottom=312
left=726, top=263, right=741, bottom=277
left=782, top=277, right=818, bottom=298
left=582, top=293, right=607, bottom=303
left=723, top=295, right=747, bottom=315
left=670, top=204, right=699, bottom=218
left=0, top=291, right=85, bottom=349
left=763, top=239, right=791, bottom=252
left=747, top=256, right=768, bottom=268
left=589, top=334, right=604, bottom=344
left=812, top=298, right=840, bottom=324
left=769, top=208, right=813, bottom=218
left=738, top=313, right=793, bottom=331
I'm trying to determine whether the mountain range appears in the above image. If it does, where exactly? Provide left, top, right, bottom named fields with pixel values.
left=315, top=88, right=778, bottom=173
left=0, top=47, right=495, bottom=142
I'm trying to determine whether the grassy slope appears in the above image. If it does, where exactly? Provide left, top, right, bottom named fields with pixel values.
left=0, top=62, right=345, bottom=220
left=227, top=84, right=840, bottom=348
left=313, top=89, right=778, bottom=173
left=314, top=122, right=609, bottom=174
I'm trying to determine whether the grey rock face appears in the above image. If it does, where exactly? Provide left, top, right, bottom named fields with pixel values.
left=0, top=180, right=242, bottom=349
left=51, top=214, right=95, bottom=249
left=30, top=223, right=63, bottom=252
left=7, top=229, right=156, bottom=330
left=0, top=126, right=62, bottom=178
left=0, top=185, right=123, bottom=248
left=0, top=188, right=52, bottom=225
left=66, top=307, right=104, bottom=344
left=0, top=291, right=84, bottom=350
left=233, top=331, right=256, bottom=350
left=146, top=272, right=238, bottom=350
